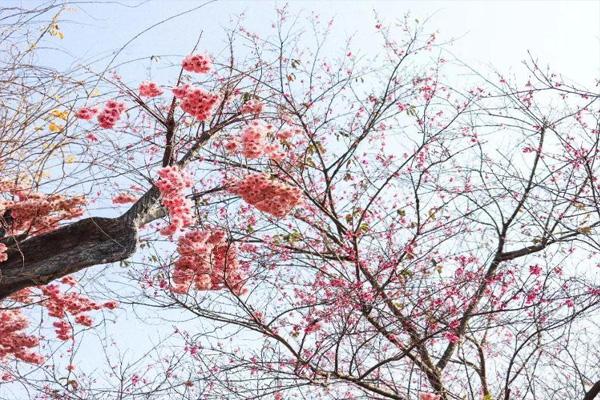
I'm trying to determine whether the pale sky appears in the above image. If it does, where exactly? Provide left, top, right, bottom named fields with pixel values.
left=52, top=0, right=600, bottom=86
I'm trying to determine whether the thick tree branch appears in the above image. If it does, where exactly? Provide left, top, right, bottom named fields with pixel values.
left=0, top=217, right=137, bottom=299
left=584, top=380, right=600, bottom=400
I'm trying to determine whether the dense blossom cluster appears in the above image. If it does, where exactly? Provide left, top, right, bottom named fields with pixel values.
left=75, top=106, right=98, bottom=120
left=181, top=54, right=212, bottom=74
left=155, top=166, right=194, bottom=236
left=0, top=309, right=42, bottom=364
left=138, top=81, right=163, bottom=97
left=171, top=84, right=190, bottom=99
left=154, top=164, right=246, bottom=294
left=178, top=86, right=219, bottom=121
left=97, top=100, right=126, bottom=129
left=228, top=173, right=302, bottom=217
left=172, top=230, right=244, bottom=294
left=0, top=186, right=85, bottom=236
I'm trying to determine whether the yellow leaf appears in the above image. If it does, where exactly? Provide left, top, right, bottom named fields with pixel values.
left=90, top=89, right=101, bottom=97
left=49, top=23, right=64, bottom=39
left=65, top=155, right=76, bottom=164
left=48, top=122, right=63, bottom=133
left=50, top=109, right=68, bottom=120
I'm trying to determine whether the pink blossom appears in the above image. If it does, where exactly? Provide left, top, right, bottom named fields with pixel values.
left=182, top=54, right=212, bottom=74
left=75, top=107, right=98, bottom=120
left=139, top=81, right=163, bottom=97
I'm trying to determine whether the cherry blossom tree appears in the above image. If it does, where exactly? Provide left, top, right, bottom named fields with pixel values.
left=1, top=3, right=599, bottom=400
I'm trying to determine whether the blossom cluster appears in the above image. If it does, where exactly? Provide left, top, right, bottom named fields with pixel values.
left=172, top=230, right=244, bottom=295
left=0, top=279, right=118, bottom=365
left=172, top=84, right=190, bottom=99
left=97, top=100, right=126, bottom=129
left=112, top=193, right=138, bottom=204
left=0, top=188, right=85, bottom=236
left=41, top=282, right=116, bottom=340
left=240, top=121, right=268, bottom=158
left=182, top=54, right=212, bottom=74
left=155, top=166, right=194, bottom=236
left=139, top=81, right=163, bottom=97
left=226, top=122, right=285, bottom=161
left=228, top=173, right=302, bottom=218
left=75, top=106, right=98, bottom=120
left=178, top=86, right=219, bottom=121
left=0, top=309, right=43, bottom=364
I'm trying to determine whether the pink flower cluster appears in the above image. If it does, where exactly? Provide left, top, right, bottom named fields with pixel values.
left=240, top=122, right=268, bottom=158
left=228, top=173, right=302, bottom=218
left=419, top=394, right=441, bottom=400
left=0, top=278, right=119, bottom=365
left=178, top=86, right=219, bottom=121
left=1, top=190, right=85, bottom=236
left=172, top=230, right=244, bottom=294
left=139, top=81, right=163, bottom=97
left=182, top=54, right=212, bottom=74
left=112, top=193, right=138, bottom=204
left=75, top=107, right=98, bottom=120
left=41, top=282, right=118, bottom=340
left=172, top=84, right=190, bottom=99
left=240, top=99, right=264, bottom=115
left=97, top=100, right=126, bottom=129
left=155, top=166, right=194, bottom=236
left=226, top=122, right=285, bottom=161
left=0, top=309, right=43, bottom=364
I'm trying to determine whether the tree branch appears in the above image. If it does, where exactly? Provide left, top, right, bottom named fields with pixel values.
left=0, top=216, right=137, bottom=299
left=584, top=380, right=600, bottom=400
